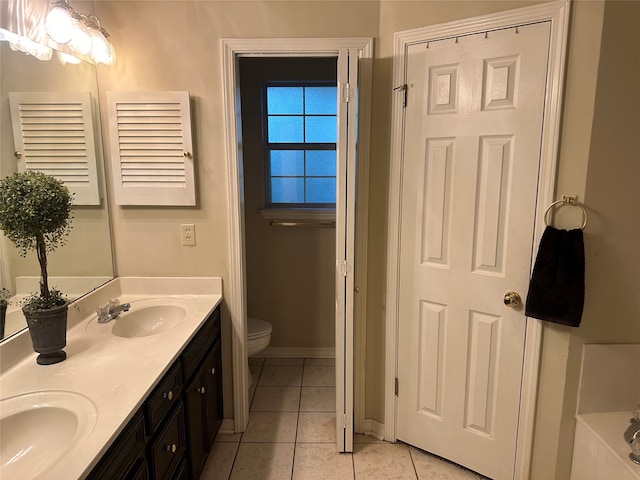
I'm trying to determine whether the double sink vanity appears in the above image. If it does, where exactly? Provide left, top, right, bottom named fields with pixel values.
left=0, top=277, right=223, bottom=479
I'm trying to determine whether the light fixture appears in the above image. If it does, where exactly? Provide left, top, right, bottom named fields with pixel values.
left=44, top=0, right=74, bottom=44
left=86, top=15, right=115, bottom=65
left=0, top=0, right=116, bottom=65
left=0, top=0, right=53, bottom=60
left=56, top=50, right=81, bottom=65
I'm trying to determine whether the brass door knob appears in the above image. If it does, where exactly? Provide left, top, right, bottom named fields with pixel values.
left=504, top=291, right=522, bottom=307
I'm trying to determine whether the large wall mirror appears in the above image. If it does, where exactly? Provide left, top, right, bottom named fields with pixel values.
left=0, top=34, right=114, bottom=341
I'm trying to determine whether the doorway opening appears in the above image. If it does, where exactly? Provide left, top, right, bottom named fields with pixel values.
left=221, top=37, right=373, bottom=453
left=238, top=56, right=339, bottom=426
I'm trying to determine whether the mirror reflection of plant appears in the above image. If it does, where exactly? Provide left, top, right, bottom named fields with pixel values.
left=0, top=288, right=11, bottom=308
left=0, top=171, right=73, bottom=310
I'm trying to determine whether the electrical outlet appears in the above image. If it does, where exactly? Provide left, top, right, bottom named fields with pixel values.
left=181, top=224, right=196, bottom=246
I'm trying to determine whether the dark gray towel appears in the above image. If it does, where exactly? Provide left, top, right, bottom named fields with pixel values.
left=525, top=226, right=585, bottom=327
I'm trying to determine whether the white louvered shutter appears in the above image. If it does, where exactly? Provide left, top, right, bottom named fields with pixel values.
left=106, top=91, right=195, bottom=206
left=8, top=91, right=100, bottom=205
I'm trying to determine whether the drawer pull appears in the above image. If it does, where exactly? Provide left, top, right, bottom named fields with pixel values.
left=200, top=386, right=206, bottom=395
left=163, top=390, right=174, bottom=401
left=211, top=367, right=215, bottom=375
left=166, top=443, right=177, bottom=453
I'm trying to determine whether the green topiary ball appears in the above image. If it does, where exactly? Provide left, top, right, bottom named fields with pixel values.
left=0, top=170, right=73, bottom=257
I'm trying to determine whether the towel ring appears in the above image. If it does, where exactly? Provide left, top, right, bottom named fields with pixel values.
left=544, top=198, right=588, bottom=230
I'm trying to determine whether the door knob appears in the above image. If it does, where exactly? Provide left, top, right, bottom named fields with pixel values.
left=504, top=291, right=522, bottom=307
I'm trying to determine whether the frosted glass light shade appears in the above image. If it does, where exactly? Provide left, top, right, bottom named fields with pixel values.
left=57, top=50, right=81, bottom=64
left=90, top=29, right=115, bottom=65
left=45, top=6, right=73, bottom=44
left=0, top=0, right=53, bottom=60
left=69, top=18, right=91, bottom=55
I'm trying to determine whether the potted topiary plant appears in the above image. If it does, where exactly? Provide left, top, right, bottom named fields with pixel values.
left=0, top=170, right=73, bottom=365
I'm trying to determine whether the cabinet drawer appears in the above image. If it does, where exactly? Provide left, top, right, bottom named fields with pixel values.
left=150, top=402, right=187, bottom=480
left=146, top=362, right=183, bottom=435
left=87, top=411, right=146, bottom=480
left=182, top=307, right=220, bottom=381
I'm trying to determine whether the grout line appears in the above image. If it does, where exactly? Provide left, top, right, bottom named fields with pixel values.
left=225, top=435, right=242, bottom=480
left=290, top=377, right=303, bottom=480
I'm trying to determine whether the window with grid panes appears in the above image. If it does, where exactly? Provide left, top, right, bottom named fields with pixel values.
left=263, top=83, right=337, bottom=208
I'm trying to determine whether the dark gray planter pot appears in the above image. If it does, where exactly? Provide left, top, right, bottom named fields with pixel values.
left=22, top=303, right=69, bottom=365
left=0, top=303, right=6, bottom=339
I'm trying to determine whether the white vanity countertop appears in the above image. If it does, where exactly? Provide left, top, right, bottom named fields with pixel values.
left=0, top=277, right=223, bottom=480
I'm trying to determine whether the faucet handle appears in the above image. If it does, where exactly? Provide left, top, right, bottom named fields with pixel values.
left=108, top=298, right=120, bottom=309
left=634, top=404, right=640, bottom=422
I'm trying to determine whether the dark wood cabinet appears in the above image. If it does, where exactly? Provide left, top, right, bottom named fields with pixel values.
left=203, top=339, right=222, bottom=449
left=149, top=403, right=187, bottom=480
left=87, top=411, right=146, bottom=480
left=183, top=310, right=223, bottom=479
left=88, top=306, right=222, bottom=480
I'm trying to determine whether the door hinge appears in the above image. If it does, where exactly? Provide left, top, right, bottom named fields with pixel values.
left=395, top=377, right=399, bottom=396
left=343, top=83, right=352, bottom=103
left=339, top=260, right=350, bottom=277
left=339, top=414, right=350, bottom=429
left=393, top=84, right=408, bottom=108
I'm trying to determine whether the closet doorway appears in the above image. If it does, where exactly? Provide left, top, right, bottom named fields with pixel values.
left=222, top=38, right=373, bottom=453
left=239, top=56, right=337, bottom=365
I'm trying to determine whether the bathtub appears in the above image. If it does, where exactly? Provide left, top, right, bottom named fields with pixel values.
left=571, top=411, right=640, bottom=480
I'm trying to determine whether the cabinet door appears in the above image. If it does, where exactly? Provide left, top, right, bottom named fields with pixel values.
left=87, top=411, right=146, bottom=480
left=203, top=340, right=222, bottom=449
left=185, top=370, right=207, bottom=479
left=149, top=403, right=186, bottom=480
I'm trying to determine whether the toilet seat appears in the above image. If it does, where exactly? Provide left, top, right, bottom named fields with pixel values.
left=248, top=317, right=272, bottom=340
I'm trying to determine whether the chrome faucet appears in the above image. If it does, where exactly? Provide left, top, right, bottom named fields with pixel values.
left=97, top=299, right=131, bottom=323
left=624, top=410, right=640, bottom=465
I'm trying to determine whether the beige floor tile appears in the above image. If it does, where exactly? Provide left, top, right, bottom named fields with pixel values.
left=215, top=432, right=243, bottom=443
left=249, top=364, right=262, bottom=382
left=249, top=385, right=257, bottom=406
left=353, top=443, right=417, bottom=480
left=353, top=433, right=386, bottom=444
left=265, top=357, right=305, bottom=365
left=259, top=365, right=304, bottom=387
left=251, top=386, right=301, bottom=412
left=297, top=412, right=336, bottom=443
left=230, top=443, right=295, bottom=480
left=293, top=443, right=354, bottom=480
left=201, top=442, right=239, bottom=480
left=304, top=358, right=336, bottom=366
left=302, top=365, right=335, bottom=386
left=249, top=357, right=265, bottom=366
left=242, top=411, right=299, bottom=443
left=410, top=447, right=481, bottom=480
left=300, top=386, right=335, bottom=412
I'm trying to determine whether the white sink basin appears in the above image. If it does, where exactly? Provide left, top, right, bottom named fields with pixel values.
left=111, top=305, right=187, bottom=338
left=0, top=391, right=98, bottom=478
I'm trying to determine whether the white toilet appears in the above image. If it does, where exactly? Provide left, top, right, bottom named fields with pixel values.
left=247, top=317, right=272, bottom=387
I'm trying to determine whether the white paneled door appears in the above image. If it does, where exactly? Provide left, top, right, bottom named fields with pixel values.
left=396, top=23, right=551, bottom=480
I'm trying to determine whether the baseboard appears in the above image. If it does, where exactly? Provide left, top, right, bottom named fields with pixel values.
left=363, top=418, right=385, bottom=441
left=219, top=418, right=236, bottom=435
left=260, top=346, right=335, bottom=358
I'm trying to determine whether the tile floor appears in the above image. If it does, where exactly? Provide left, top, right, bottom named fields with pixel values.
left=200, top=357, right=484, bottom=480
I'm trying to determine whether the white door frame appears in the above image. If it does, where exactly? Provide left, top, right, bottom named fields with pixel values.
left=221, top=37, right=373, bottom=434
left=384, top=1, right=569, bottom=478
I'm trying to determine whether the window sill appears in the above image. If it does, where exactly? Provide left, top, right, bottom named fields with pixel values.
left=258, top=208, right=336, bottom=224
